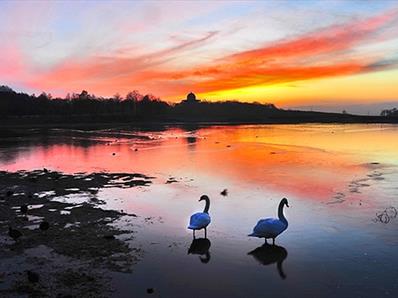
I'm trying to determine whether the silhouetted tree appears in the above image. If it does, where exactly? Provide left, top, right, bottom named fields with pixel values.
left=0, top=85, right=14, bottom=93
left=0, top=85, right=173, bottom=122
left=381, top=108, right=398, bottom=117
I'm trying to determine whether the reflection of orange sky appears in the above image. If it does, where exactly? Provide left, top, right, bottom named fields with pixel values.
left=2, top=125, right=395, bottom=202
left=193, top=127, right=368, bottom=200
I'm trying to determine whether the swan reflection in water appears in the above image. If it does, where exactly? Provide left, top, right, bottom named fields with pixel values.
left=188, top=238, right=211, bottom=264
left=248, top=243, right=288, bottom=279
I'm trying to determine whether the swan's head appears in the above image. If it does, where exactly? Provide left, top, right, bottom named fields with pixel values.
left=281, top=198, right=289, bottom=207
left=199, top=195, right=209, bottom=202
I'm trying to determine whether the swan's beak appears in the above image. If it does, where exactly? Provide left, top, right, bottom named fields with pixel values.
left=287, top=203, right=290, bottom=208
left=198, top=199, right=202, bottom=202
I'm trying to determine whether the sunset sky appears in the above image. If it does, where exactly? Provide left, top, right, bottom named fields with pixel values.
left=1, top=0, right=398, bottom=113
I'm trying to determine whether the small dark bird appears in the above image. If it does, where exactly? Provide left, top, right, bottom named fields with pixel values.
left=27, top=270, right=39, bottom=283
left=220, top=189, right=228, bottom=196
left=21, top=204, right=28, bottom=215
left=43, top=168, right=48, bottom=173
left=8, top=227, right=22, bottom=241
left=39, top=221, right=50, bottom=231
left=6, top=190, right=13, bottom=197
left=112, top=152, right=116, bottom=156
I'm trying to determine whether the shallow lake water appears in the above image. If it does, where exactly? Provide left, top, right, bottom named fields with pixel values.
left=1, top=124, right=398, bottom=297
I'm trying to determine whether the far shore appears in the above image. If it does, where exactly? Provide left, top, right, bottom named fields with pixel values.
left=1, top=114, right=397, bottom=132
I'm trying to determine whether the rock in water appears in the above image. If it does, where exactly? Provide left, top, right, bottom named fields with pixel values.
left=21, top=204, right=28, bottom=215
left=8, top=227, right=22, bottom=241
left=39, top=221, right=50, bottom=231
left=27, top=271, right=39, bottom=283
left=103, top=235, right=115, bottom=240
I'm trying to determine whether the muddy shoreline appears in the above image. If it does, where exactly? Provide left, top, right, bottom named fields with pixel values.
left=0, top=170, right=153, bottom=297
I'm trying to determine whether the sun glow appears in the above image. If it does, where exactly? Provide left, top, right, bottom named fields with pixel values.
left=1, top=1, right=398, bottom=112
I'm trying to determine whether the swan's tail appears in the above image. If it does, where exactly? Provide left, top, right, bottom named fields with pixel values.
left=187, top=225, right=196, bottom=230
left=248, top=232, right=256, bottom=237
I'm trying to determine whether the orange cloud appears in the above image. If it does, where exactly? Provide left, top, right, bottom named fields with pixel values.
left=28, top=7, right=398, bottom=99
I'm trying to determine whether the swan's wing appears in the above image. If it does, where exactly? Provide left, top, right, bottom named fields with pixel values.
left=253, top=218, right=286, bottom=237
left=188, top=213, right=211, bottom=229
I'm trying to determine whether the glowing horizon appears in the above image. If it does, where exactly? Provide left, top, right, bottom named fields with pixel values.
left=1, top=1, right=398, bottom=112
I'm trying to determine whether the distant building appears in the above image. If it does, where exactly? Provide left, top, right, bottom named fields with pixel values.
left=181, top=92, right=200, bottom=104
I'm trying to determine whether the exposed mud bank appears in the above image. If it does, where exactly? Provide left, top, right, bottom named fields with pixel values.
left=0, top=170, right=153, bottom=297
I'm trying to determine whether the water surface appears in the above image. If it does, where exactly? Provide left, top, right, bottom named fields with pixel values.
left=1, top=124, right=397, bottom=297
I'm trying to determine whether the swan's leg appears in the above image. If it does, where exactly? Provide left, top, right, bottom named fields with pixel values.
left=272, top=238, right=275, bottom=245
left=193, top=230, right=196, bottom=239
left=264, top=238, right=268, bottom=244
left=204, top=227, right=207, bottom=238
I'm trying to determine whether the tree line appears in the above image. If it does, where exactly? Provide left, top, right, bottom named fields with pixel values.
left=4, top=85, right=395, bottom=124
left=0, top=86, right=169, bottom=119
left=0, top=85, right=279, bottom=123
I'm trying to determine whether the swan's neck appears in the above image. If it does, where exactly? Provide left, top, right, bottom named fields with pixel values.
left=278, top=202, right=287, bottom=224
left=203, top=198, right=210, bottom=213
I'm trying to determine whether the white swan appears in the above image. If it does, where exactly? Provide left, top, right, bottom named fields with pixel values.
left=249, top=198, right=289, bottom=245
left=188, top=195, right=211, bottom=238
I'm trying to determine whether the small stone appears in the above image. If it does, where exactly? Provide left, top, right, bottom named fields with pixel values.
left=103, top=235, right=115, bottom=240
left=21, top=204, right=28, bottom=214
left=27, top=271, right=39, bottom=283
left=8, top=227, right=22, bottom=241
left=39, top=221, right=50, bottom=231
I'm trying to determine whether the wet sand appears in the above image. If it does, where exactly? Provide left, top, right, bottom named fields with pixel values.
left=0, top=170, right=152, bottom=297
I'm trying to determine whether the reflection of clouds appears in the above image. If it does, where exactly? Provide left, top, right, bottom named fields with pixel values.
left=0, top=129, right=125, bottom=165
left=1, top=125, right=396, bottom=203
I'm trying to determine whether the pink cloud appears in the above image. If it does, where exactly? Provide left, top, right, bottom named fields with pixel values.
left=9, top=6, right=398, bottom=99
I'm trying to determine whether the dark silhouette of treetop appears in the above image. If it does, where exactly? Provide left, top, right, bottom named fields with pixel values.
left=0, top=85, right=14, bottom=93
left=381, top=108, right=398, bottom=117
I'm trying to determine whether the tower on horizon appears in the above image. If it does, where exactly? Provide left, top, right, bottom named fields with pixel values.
left=181, top=92, right=200, bottom=104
